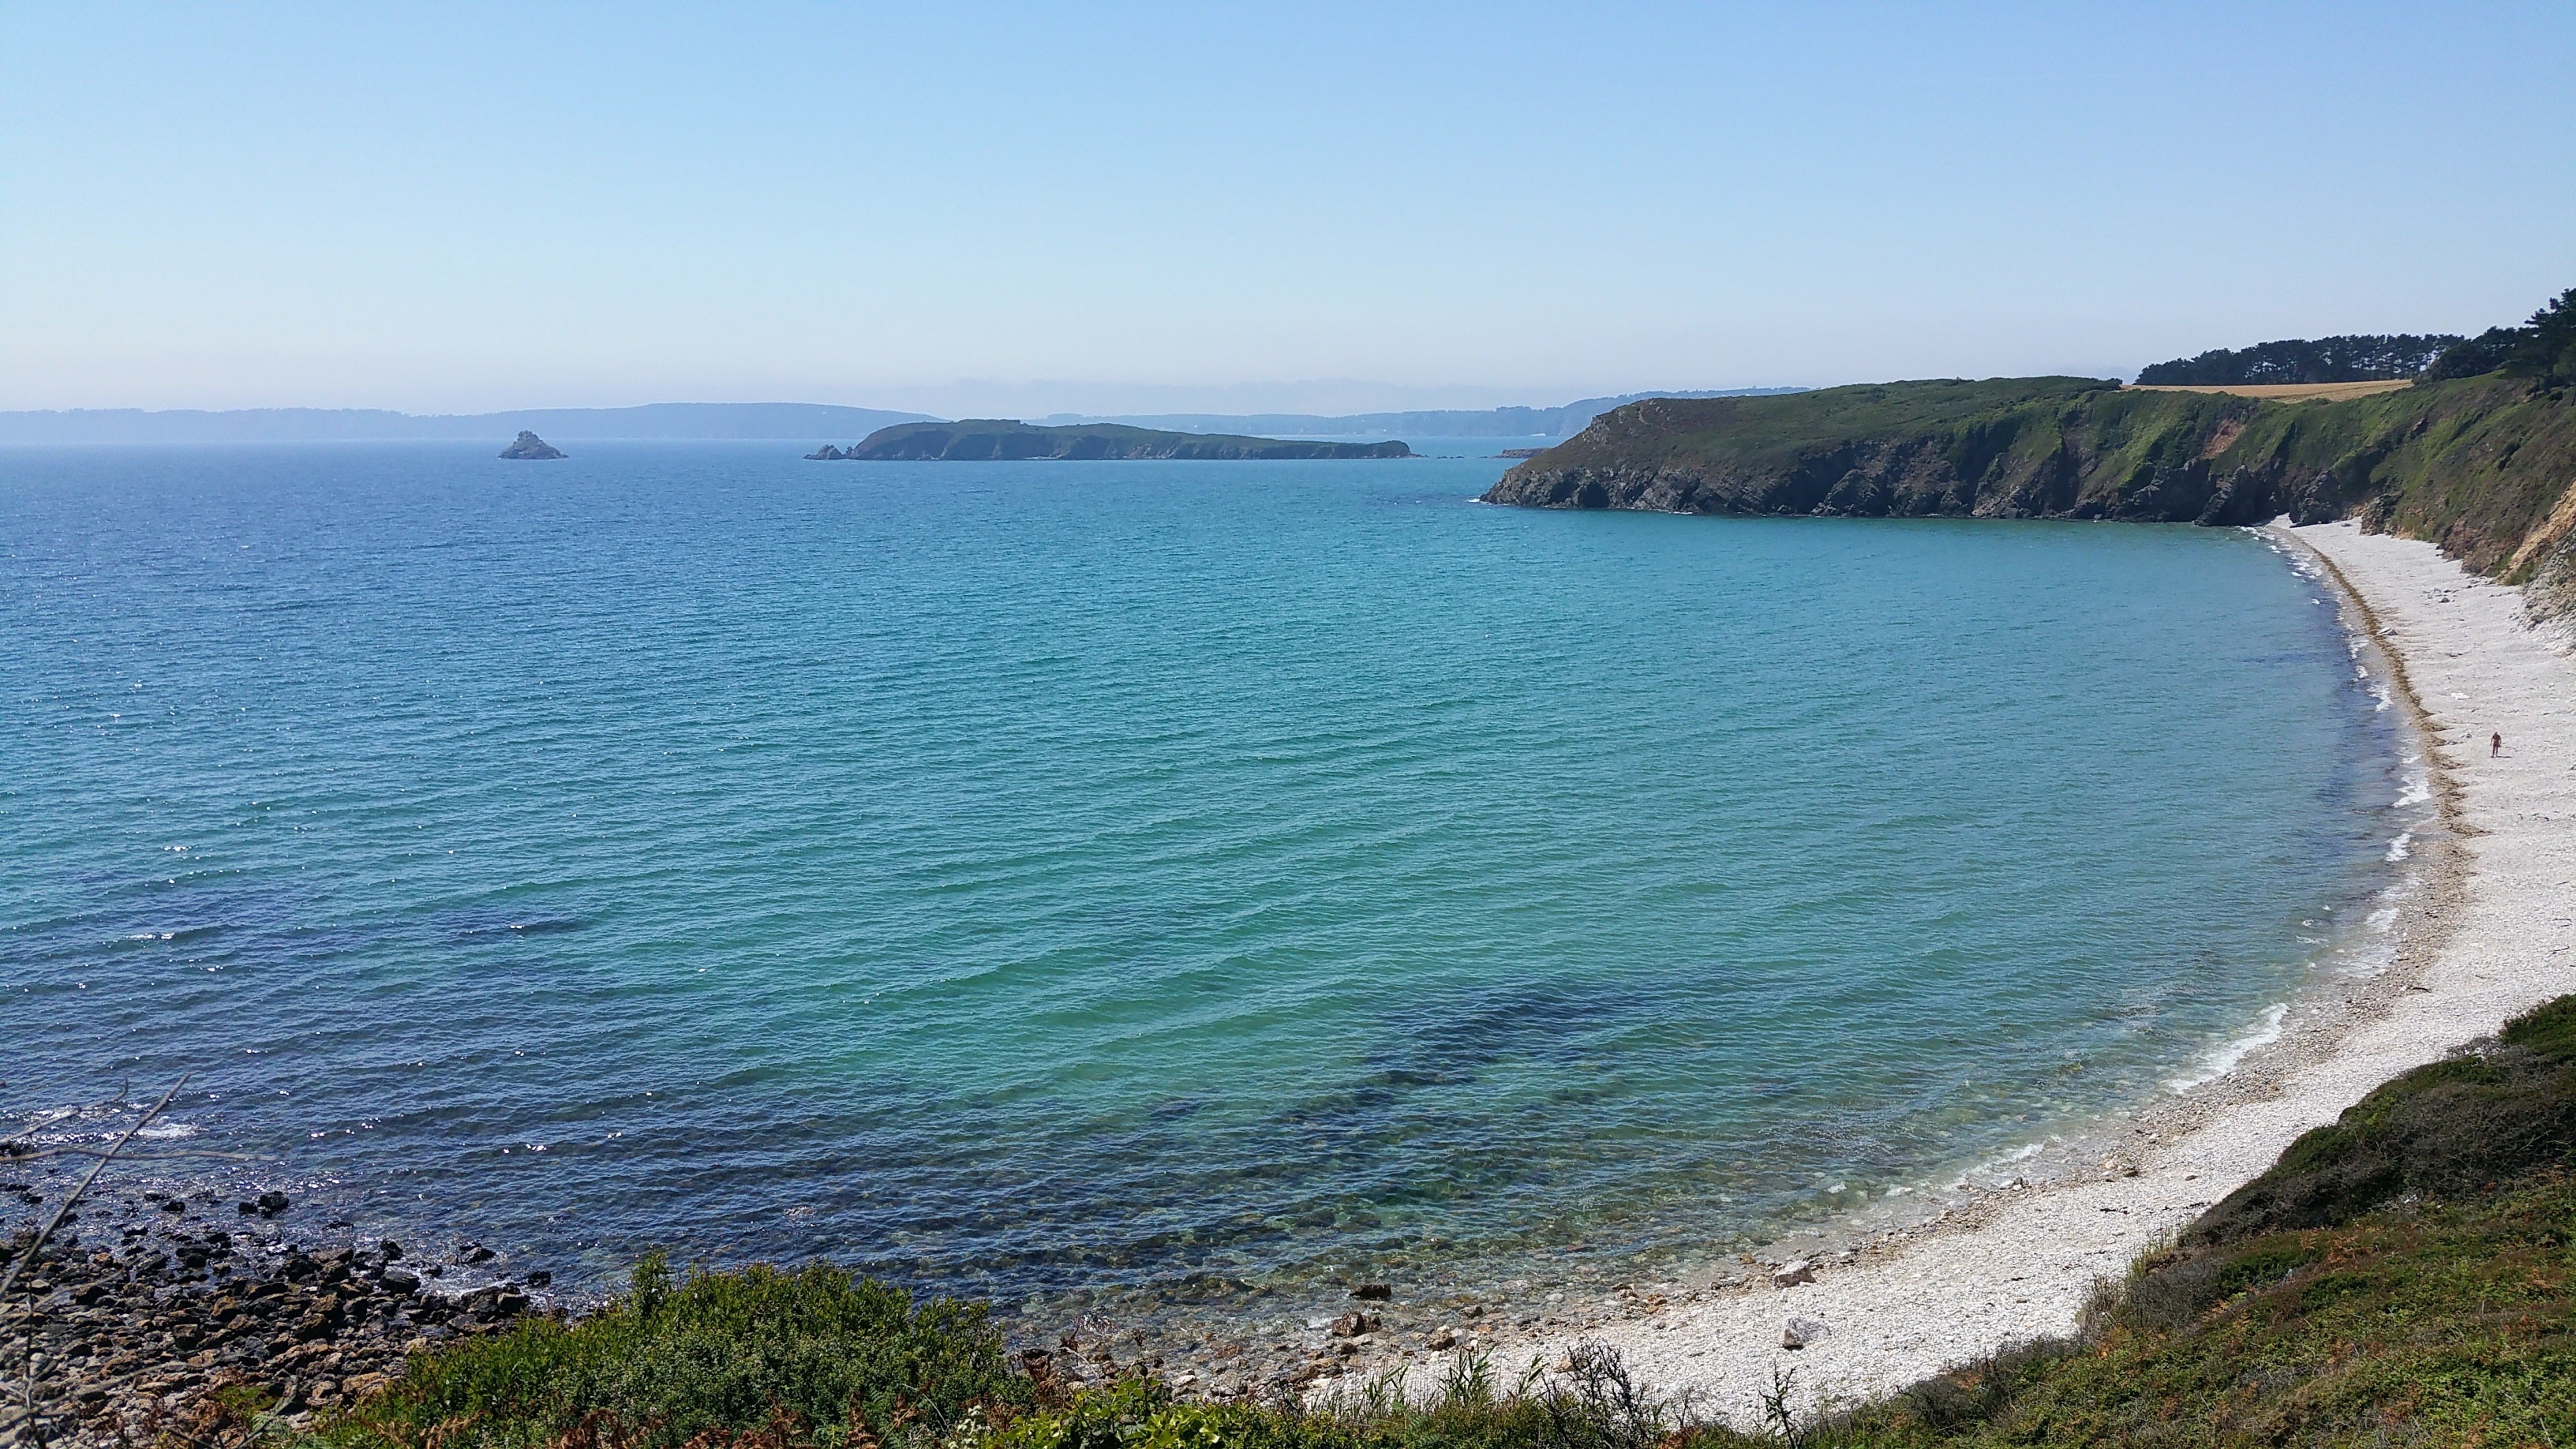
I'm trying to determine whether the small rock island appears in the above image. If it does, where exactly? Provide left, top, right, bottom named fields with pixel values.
left=810, top=421, right=1411, bottom=461
left=500, top=430, right=566, bottom=460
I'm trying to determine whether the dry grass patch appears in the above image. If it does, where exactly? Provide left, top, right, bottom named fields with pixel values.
left=2125, top=380, right=2415, bottom=401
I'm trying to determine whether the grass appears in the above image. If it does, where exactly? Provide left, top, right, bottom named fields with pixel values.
left=2125, top=380, right=2416, bottom=401
left=1788, top=989, right=2576, bottom=1446
left=243, top=994, right=2576, bottom=1449
left=1488, top=373, right=2576, bottom=576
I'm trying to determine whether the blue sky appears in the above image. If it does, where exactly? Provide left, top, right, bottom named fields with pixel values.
left=3, top=2, right=2570, bottom=414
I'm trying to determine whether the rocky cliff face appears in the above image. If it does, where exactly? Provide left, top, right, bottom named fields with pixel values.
left=1485, top=377, right=2576, bottom=578
left=1484, top=380, right=2299, bottom=524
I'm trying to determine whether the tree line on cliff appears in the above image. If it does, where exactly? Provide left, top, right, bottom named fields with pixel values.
left=2133, top=286, right=2575, bottom=389
left=2422, top=285, right=2576, bottom=388
left=2136, top=334, right=2462, bottom=386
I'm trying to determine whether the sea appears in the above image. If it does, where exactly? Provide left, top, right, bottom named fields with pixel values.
left=1, top=438, right=2419, bottom=1335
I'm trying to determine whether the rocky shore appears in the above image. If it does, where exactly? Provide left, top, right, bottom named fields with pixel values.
left=0, top=1185, right=545, bottom=1448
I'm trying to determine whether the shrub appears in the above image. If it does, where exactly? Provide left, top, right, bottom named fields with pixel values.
left=322, top=1253, right=1031, bottom=1449
left=2185, top=994, right=2576, bottom=1245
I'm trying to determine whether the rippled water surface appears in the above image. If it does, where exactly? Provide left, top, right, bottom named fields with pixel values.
left=2, top=442, right=2406, bottom=1314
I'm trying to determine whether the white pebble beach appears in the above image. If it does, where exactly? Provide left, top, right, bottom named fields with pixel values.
left=1455, top=519, right=2576, bottom=1428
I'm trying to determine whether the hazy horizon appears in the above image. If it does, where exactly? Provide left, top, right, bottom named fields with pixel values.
left=5, top=3, right=2570, bottom=414
left=0, top=380, right=1795, bottom=425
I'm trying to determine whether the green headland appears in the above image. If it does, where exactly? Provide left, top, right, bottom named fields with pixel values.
left=811, top=421, right=1413, bottom=462
left=1484, top=286, right=2576, bottom=623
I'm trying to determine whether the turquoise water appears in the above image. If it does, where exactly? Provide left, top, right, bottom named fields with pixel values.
left=2, top=443, right=2403, bottom=1317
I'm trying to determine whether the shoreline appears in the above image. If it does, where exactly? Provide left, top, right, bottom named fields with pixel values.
left=13, top=518, right=2570, bottom=1441
left=1371, top=519, right=2569, bottom=1428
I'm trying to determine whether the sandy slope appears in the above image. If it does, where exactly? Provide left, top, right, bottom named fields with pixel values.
left=1438, top=520, right=2576, bottom=1428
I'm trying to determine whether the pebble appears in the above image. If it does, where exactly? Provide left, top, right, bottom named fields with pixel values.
left=1, top=1189, right=545, bottom=1449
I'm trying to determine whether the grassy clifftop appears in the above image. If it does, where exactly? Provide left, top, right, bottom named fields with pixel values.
left=1484, top=375, right=2576, bottom=588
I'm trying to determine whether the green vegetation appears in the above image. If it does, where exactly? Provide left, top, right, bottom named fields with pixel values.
left=294, top=1254, right=1032, bottom=1449
left=823, top=421, right=1411, bottom=462
left=1484, top=371, right=2576, bottom=581
left=256, top=994, right=2576, bottom=1449
left=2136, top=334, right=2461, bottom=386
left=1487, top=284, right=2576, bottom=620
left=2206, top=373, right=2576, bottom=577
left=2424, top=287, right=2576, bottom=388
left=1781, top=990, right=2576, bottom=1446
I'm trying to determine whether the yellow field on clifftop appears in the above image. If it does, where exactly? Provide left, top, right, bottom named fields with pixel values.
left=2127, top=379, right=2416, bottom=401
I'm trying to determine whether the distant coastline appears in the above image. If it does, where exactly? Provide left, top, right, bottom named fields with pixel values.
left=0, top=402, right=937, bottom=444
left=0, top=390, right=1807, bottom=445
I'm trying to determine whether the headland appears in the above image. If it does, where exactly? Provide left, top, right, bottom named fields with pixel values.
left=812, top=420, right=1412, bottom=461
left=1479, top=375, right=2576, bottom=593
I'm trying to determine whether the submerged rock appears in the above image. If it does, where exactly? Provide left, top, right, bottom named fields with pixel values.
left=499, top=431, right=566, bottom=460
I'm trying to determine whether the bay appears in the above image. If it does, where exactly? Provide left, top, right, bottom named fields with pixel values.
left=0, top=440, right=2406, bottom=1314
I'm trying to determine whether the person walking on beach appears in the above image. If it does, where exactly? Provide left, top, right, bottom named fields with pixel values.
left=2492, top=731, right=2503, bottom=758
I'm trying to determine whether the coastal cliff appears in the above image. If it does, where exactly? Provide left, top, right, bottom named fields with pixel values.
left=1483, top=375, right=2576, bottom=603
left=828, top=421, right=1411, bottom=461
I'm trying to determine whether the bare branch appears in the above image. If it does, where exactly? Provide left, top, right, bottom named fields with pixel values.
left=2, top=1075, right=189, bottom=1447
left=6, top=1146, right=256, bottom=1163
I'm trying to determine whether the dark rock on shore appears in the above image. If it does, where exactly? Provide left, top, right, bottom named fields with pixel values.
left=499, top=430, right=566, bottom=460
left=1, top=1189, right=549, bottom=1448
left=804, top=444, right=846, bottom=460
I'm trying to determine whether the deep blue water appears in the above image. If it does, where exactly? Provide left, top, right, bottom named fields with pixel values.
left=2, top=441, right=2406, bottom=1318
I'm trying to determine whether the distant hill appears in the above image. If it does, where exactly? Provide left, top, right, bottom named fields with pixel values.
left=2136, top=335, right=2461, bottom=386
left=0, top=392, right=1808, bottom=444
left=0, top=402, right=934, bottom=443
left=828, top=421, right=1412, bottom=461
left=1043, top=388, right=1806, bottom=439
